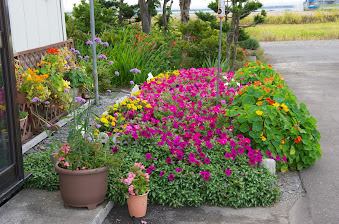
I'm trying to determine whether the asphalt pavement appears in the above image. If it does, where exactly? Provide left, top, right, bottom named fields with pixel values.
left=261, top=40, right=339, bottom=224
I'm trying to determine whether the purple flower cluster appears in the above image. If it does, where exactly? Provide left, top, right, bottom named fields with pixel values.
left=74, top=97, right=86, bottom=103
left=130, top=68, right=141, bottom=73
left=97, top=54, right=107, bottom=60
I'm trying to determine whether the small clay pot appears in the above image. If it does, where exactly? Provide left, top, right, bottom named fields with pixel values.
left=19, top=116, right=28, bottom=129
left=127, top=192, right=148, bottom=218
left=55, top=163, right=108, bottom=210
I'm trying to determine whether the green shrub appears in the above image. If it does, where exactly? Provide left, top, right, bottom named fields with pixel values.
left=228, top=62, right=322, bottom=171
left=23, top=150, right=59, bottom=191
left=195, top=11, right=217, bottom=23
left=239, top=38, right=260, bottom=50
left=107, top=142, right=281, bottom=208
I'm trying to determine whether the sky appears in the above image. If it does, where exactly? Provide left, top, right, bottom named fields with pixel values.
left=63, top=0, right=303, bottom=12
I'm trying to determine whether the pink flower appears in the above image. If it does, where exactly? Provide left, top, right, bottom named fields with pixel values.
left=166, top=157, right=172, bottom=163
left=150, top=165, right=156, bottom=170
left=204, top=157, right=210, bottom=164
left=203, top=175, right=210, bottom=181
left=168, top=174, right=175, bottom=181
left=159, top=171, right=165, bottom=177
left=175, top=168, right=182, bottom=172
left=225, top=169, right=232, bottom=176
left=145, top=153, right=152, bottom=159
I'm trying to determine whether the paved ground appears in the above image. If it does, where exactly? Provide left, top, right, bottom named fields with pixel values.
left=261, top=40, right=339, bottom=224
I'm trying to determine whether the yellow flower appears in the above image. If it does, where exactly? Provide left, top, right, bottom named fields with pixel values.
left=113, top=104, right=118, bottom=107
left=256, top=110, right=263, bottom=115
left=258, top=96, right=263, bottom=100
left=137, top=105, right=142, bottom=109
left=261, top=136, right=267, bottom=141
left=121, top=117, right=125, bottom=121
left=273, top=103, right=280, bottom=107
left=146, top=104, right=152, bottom=108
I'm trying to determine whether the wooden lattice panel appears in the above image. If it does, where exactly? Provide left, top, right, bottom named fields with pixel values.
left=15, top=39, right=76, bottom=139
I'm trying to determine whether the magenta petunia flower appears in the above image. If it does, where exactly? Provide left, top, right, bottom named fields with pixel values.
left=159, top=171, right=165, bottom=177
left=199, top=152, right=205, bottom=158
left=203, top=175, right=210, bottom=181
left=275, top=155, right=281, bottom=161
left=145, top=153, right=152, bottom=159
left=166, top=157, right=172, bottom=163
left=225, top=169, right=232, bottom=176
left=168, top=174, right=175, bottom=181
left=209, top=123, right=215, bottom=128
left=146, top=168, right=152, bottom=174
left=238, top=147, right=245, bottom=154
left=220, top=100, right=226, bottom=104
left=175, top=168, right=181, bottom=172
left=266, top=151, right=272, bottom=157
left=282, top=155, right=287, bottom=162
left=204, top=157, right=210, bottom=164
left=225, top=153, right=232, bottom=158
left=249, top=158, right=256, bottom=164
left=229, top=140, right=236, bottom=147
left=112, top=146, right=118, bottom=153
left=150, top=165, right=156, bottom=170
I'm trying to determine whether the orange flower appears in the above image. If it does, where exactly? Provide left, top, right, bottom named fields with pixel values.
left=152, top=41, right=155, bottom=44
left=145, top=42, right=148, bottom=46
left=256, top=101, right=263, bottom=105
left=257, top=61, right=260, bottom=65
left=268, top=65, right=272, bottom=67
left=239, top=72, right=243, bottom=75
left=277, top=85, right=284, bottom=89
left=46, top=48, right=59, bottom=55
left=172, top=41, right=176, bottom=46
left=254, top=81, right=261, bottom=86
left=151, top=47, right=154, bottom=51
left=238, top=91, right=244, bottom=95
left=266, top=88, right=271, bottom=93
left=167, top=52, right=171, bottom=55
left=245, top=62, right=249, bottom=67
left=134, top=42, right=137, bottom=46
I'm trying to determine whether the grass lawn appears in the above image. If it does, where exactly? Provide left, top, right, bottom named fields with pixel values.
left=246, top=22, right=339, bottom=41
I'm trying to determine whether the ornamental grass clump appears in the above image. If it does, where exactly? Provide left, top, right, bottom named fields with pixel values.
left=228, top=62, right=321, bottom=172
left=97, top=68, right=281, bottom=208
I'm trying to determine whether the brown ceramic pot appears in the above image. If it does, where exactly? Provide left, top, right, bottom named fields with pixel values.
left=127, top=192, right=148, bottom=218
left=55, top=163, right=109, bottom=210
left=19, top=116, right=28, bottom=129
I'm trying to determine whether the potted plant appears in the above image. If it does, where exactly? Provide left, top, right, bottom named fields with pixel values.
left=19, top=110, right=28, bottom=129
left=53, top=91, right=119, bottom=210
left=121, top=163, right=150, bottom=218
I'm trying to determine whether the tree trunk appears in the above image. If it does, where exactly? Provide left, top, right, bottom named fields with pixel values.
left=179, top=0, right=191, bottom=24
left=231, top=15, right=240, bottom=71
left=119, top=0, right=123, bottom=25
left=162, top=0, right=170, bottom=30
left=139, top=0, right=152, bottom=34
left=226, top=15, right=236, bottom=63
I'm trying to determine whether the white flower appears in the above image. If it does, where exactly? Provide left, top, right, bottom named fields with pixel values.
left=131, top=85, right=139, bottom=94
left=147, top=73, right=154, bottom=81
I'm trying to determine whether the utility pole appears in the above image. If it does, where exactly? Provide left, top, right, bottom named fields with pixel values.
left=216, top=0, right=226, bottom=105
left=90, top=0, right=99, bottom=104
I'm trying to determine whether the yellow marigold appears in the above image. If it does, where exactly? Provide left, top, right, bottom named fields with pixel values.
left=145, top=104, right=152, bottom=108
left=121, top=117, right=125, bottom=121
left=100, top=118, right=109, bottom=124
left=256, top=110, right=263, bottom=115
left=113, top=104, right=118, bottom=107
left=273, top=103, right=280, bottom=107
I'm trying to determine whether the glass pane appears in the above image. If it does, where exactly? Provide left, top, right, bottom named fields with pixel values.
left=0, top=52, right=11, bottom=173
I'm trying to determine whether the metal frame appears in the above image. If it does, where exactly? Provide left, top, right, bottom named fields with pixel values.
left=0, top=0, right=25, bottom=204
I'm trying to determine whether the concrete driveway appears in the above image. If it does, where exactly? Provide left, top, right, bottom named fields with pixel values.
left=261, top=40, right=339, bottom=224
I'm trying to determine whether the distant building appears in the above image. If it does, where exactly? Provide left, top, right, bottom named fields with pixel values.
left=304, top=0, right=339, bottom=10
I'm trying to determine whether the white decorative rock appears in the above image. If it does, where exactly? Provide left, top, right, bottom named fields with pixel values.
left=260, top=159, right=276, bottom=175
left=131, top=84, right=139, bottom=94
left=97, top=132, right=109, bottom=144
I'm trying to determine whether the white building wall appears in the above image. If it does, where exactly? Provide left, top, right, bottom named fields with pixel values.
left=8, top=0, right=67, bottom=53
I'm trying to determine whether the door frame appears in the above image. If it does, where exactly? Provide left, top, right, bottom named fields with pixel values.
left=0, top=0, right=24, bottom=204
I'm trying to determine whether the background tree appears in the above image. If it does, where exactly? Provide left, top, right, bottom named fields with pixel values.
left=162, top=0, right=173, bottom=30
left=179, top=0, right=191, bottom=24
left=138, top=0, right=160, bottom=34
left=208, top=0, right=265, bottom=70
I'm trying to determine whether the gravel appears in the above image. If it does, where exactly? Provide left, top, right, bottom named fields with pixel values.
left=23, top=91, right=130, bottom=155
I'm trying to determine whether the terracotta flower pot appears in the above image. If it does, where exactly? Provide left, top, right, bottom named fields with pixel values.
left=55, top=163, right=108, bottom=210
left=127, top=192, right=148, bottom=218
left=19, top=116, right=28, bottom=129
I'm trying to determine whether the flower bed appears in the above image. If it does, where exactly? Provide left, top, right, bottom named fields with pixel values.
left=227, top=62, right=321, bottom=171
left=97, top=68, right=281, bottom=208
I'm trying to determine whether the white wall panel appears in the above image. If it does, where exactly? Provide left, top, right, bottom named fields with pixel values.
left=8, top=0, right=66, bottom=53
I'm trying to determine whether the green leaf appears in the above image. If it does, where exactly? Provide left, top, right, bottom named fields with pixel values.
left=290, top=146, right=295, bottom=155
left=273, top=95, right=285, bottom=104
left=239, top=123, right=250, bottom=133
left=297, top=162, right=304, bottom=170
left=242, top=95, right=255, bottom=105
left=281, top=165, right=288, bottom=173
left=252, top=121, right=263, bottom=131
